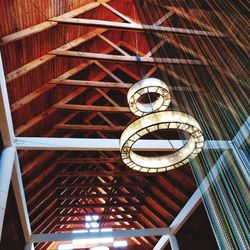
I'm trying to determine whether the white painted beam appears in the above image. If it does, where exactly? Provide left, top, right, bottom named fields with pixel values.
left=153, top=235, right=170, bottom=250
left=169, top=234, right=179, bottom=250
left=14, top=137, right=233, bottom=151
left=31, top=227, right=170, bottom=243
left=0, top=147, right=15, bottom=240
left=24, top=243, right=35, bottom=250
left=0, top=52, right=15, bottom=146
left=12, top=153, right=32, bottom=244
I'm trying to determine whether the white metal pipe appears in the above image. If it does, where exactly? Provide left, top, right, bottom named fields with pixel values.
left=0, top=52, right=15, bottom=147
left=24, top=243, right=35, bottom=250
left=0, top=147, right=15, bottom=240
left=31, top=228, right=170, bottom=243
left=169, top=234, right=179, bottom=250
left=12, top=153, right=32, bottom=244
left=14, top=137, right=233, bottom=151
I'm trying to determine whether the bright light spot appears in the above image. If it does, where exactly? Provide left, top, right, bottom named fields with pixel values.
left=58, top=244, right=73, bottom=250
left=86, top=223, right=91, bottom=228
left=73, top=230, right=88, bottom=233
left=101, top=228, right=113, bottom=232
left=113, top=241, right=128, bottom=247
left=85, top=215, right=92, bottom=221
left=92, top=215, right=99, bottom=221
left=90, top=222, right=100, bottom=228
left=89, top=229, right=99, bottom=233
left=90, top=247, right=109, bottom=250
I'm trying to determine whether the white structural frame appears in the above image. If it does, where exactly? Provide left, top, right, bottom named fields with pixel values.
left=0, top=50, right=249, bottom=250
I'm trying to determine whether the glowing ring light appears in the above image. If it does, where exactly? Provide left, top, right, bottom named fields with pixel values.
left=127, top=78, right=170, bottom=117
left=120, top=111, right=204, bottom=172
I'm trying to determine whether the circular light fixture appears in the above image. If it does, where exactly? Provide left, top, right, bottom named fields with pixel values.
left=127, top=77, right=170, bottom=117
left=120, top=77, right=204, bottom=172
left=120, top=111, right=204, bottom=172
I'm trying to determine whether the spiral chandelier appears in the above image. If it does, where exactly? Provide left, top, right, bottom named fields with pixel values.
left=120, top=78, right=204, bottom=172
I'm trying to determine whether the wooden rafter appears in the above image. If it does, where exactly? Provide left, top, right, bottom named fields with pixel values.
left=50, top=49, right=206, bottom=65
left=0, top=0, right=111, bottom=47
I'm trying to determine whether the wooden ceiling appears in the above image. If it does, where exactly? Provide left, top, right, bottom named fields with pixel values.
left=0, top=0, right=248, bottom=249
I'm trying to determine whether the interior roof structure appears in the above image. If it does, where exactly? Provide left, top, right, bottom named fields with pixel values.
left=0, top=0, right=248, bottom=249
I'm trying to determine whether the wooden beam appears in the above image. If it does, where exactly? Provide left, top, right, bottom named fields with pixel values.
left=56, top=217, right=135, bottom=226
left=57, top=182, right=149, bottom=189
left=94, top=61, right=124, bottom=83
left=53, top=103, right=130, bottom=112
left=97, top=33, right=130, bottom=56
left=5, top=55, right=55, bottom=83
left=0, top=22, right=57, bottom=47
left=0, top=1, right=111, bottom=46
left=54, top=124, right=124, bottom=131
left=14, top=50, right=113, bottom=135
left=58, top=157, right=121, bottom=164
left=49, top=79, right=132, bottom=88
left=56, top=171, right=160, bottom=177
left=153, top=11, right=174, bottom=26
left=57, top=193, right=145, bottom=200
left=50, top=17, right=225, bottom=37
left=49, top=79, right=197, bottom=92
left=5, top=28, right=106, bottom=83
left=11, top=84, right=54, bottom=112
left=57, top=202, right=142, bottom=209
left=50, top=50, right=205, bottom=65
left=101, top=3, right=137, bottom=24
left=56, top=210, right=140, bottom=218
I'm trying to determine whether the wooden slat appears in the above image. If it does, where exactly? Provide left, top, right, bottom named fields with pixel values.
left=50, top=17, right=226, bottom=37
left=50, top=50, right=205, bottom=65
left=54, top=124, right=124, bottom=131
left=53, top=103, right=130, bottom=112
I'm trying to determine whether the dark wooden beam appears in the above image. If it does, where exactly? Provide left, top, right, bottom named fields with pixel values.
left=53, top=103, right=129, bottom=112
left=58, top=157, right=122, bottom=164
left=54, top=124, right=125, bottom=131
left=50, top=79, right=132, bottom=88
